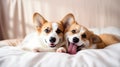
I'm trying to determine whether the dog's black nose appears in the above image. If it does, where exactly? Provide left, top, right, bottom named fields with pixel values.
left=73, top=37, right=79, bottom=43
left=50, top=37, right=56, bottom=43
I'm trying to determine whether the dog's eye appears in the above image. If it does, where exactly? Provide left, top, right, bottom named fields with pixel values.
left=71, top=30, right=76, bottom=33
left=56, top=28, right=62, bottom=34
left=44, top=28, right=50, bottom=33
left=82, top=33, right=86, bottom=38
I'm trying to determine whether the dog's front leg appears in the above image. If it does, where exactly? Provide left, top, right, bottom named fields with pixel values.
left=56, top=47, right=67, bottom=53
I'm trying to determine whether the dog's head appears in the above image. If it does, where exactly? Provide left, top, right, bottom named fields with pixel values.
left=33, top=13, right=64, bottom=48
left=62, top=13, right=102, bottom=54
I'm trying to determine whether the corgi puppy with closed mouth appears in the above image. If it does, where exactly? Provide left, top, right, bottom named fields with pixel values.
left=62, top=13, right=120, bottom=54
left=20, top=12, right=66, bottom=52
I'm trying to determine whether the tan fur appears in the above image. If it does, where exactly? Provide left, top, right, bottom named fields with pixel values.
left=80, top=27, right=120, bottom=49
left=79, top=27, right=120, bottom=49
left=33, top=13, right=64, bottom=39
left=97, top=34, right=120, bottom=48
left=64, top=23, right=81, bottom=36
left=62, top=13, right=120, bottom=53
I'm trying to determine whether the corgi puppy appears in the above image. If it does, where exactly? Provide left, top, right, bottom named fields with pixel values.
left=62, top=13, right=120, bottom=54
left=20, top=13, right=66, bottom=52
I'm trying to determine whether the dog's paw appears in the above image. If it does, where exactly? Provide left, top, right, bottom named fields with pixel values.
left=56, top=47, right=66, bottom=53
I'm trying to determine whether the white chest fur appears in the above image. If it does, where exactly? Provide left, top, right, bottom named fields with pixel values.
left=20, top=32, right=56, bottom=52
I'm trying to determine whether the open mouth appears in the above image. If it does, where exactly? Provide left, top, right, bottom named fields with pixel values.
left=50, top=44, right=56, bottom=47
left=45, top=39, right=56, bottom=48
left=67, top=40, right=85, bottom=54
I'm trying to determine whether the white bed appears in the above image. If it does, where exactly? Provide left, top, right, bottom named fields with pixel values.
left=0, top=27, right=120, bottom=67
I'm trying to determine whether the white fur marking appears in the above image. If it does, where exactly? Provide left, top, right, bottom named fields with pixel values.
left=46, top=22, right=59, bottom=45
left=80, top=27, right=86, bottom=34
left=52, top=23, right=58, bottom=32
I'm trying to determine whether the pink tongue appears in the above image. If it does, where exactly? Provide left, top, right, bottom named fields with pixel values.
left=68, top=43, right=77, bottom=54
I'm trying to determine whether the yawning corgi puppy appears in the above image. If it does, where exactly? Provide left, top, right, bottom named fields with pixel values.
left=62, top=13, right=120, bottom=54
left=20, top=13, right=66, bottom=52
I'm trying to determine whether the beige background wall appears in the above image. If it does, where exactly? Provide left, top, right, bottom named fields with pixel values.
left=0, top=0, right=120, bottom=39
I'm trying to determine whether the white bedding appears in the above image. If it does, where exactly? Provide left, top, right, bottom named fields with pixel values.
left=0, top=27, right=120, bottom=67
left=0, top=43, right=120, bottom=67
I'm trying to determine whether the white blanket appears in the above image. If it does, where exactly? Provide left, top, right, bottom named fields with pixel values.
left=0, top=43, right=120, bottom=67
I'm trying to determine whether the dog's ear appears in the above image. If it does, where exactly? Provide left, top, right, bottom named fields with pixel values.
left=33, top=13, right=47, bottom=29
left=61, top=13, right=75, bottom=29
left=90, top=34, right=102, bottom=44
